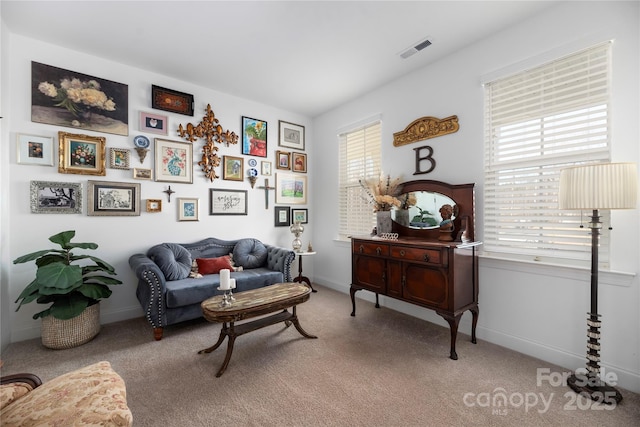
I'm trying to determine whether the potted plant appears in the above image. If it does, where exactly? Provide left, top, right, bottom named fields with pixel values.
left=13, top=230, right=122, bottom=349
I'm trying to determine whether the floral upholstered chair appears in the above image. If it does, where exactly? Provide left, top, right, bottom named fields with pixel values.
left=0, top=361, right=132, bottom=426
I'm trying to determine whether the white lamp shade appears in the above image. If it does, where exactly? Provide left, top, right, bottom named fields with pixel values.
left=559, top=162, right=638, bottom=210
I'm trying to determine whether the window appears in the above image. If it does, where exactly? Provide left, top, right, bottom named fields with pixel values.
left=483, top=42, right=612, bottom=266
left=338, top=119, right=381, bottom=239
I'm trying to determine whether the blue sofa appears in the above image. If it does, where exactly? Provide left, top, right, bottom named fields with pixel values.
left=129, top=237, right=295, bottom=340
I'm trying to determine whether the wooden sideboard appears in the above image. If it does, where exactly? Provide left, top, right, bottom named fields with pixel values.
left=350, top=180, right=480, bottom=360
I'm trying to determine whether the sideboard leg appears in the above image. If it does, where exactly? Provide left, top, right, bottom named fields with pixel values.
left=470, top=306, right=479, bottom=344
left=350, top=286, right=359, bottom=316
left=375, top=293, right=380, bottom=308
left=438, top=312, right=461, bottom=360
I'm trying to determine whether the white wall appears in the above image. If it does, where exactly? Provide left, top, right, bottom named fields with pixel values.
left=2, top=34, right=313, bottom=343
left=311, top=1, right=640, bottom=393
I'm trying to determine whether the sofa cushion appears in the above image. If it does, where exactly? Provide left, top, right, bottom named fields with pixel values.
left=233, top=238, right=268, bottom=269
left=196, top=256, right=233, bottom=275
left=148, top=243, right=192, bottom=280
left=0, top=361, right=132, bottom=426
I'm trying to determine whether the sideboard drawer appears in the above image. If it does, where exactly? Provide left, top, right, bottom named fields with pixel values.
left=353, top=241, right=389, bottom=257
left=390, top=246, right=446, bottom=266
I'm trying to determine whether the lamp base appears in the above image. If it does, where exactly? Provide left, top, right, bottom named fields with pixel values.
left=567, top=373, right=623, bottom=404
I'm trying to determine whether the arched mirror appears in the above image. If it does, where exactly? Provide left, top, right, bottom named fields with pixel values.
left=391, top=191, right=456, bottom=229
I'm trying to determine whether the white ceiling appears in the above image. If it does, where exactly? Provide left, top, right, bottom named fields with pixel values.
left=1, top=1, right=557, bottom=117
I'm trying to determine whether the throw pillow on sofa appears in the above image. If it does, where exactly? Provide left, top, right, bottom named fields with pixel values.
left=147, top=243, right=192, bottom=280
left=196, top=255, right=234, bottom=275
left=233, top=238, right=268, bottom=269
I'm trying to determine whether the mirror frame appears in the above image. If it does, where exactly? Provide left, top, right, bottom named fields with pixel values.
left=392, top=180, right=475, bottom=241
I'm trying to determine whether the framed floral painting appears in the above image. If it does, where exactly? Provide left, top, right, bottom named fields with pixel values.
left=154, top=138, right=193, bottom=183
left=109, top=148, right=130, bottom=170
left=241, top=116, right=267, bottom=157
left=58, top=132, right=106, bottom=176
left=31, top=61, right=128, bottom=136
left=178, top=198, right=199, bottom=221
left=17, top=134, right=54, bottom=166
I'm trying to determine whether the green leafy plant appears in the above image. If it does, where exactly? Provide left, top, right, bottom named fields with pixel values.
left=13, top=230, right=122, bottom=320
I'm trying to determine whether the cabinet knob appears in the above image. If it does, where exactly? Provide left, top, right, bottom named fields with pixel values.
left=376, top=247, right=381, bottom=256
left=399, top=250, right=406, bottom=257
left=423, top=253, right=430, bottom=262
left=359, top=245, right=364, bottom=254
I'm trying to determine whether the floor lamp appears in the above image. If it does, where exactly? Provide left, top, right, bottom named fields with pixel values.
left=559, top=162, right=638, bottom=404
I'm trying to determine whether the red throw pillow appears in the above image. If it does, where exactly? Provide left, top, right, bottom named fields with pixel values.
left=195, top=256, right=234, bottom=275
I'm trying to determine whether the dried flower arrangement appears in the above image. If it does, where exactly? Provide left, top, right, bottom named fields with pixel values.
left=359, top=172, right=403, bottom=212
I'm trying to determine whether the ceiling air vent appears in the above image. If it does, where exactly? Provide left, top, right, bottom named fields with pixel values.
left=399, top=37, right=432, bottom=59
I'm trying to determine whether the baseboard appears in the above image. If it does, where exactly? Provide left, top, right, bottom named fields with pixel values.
left=313, top=277, right=640, bottom=394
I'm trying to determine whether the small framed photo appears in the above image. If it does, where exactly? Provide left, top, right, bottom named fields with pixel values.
left=87, top=180, right=141, bottom=216
left=30, top=181, right=82, bottom=214
left=151, top=85, right=194, bottom=116
left=223, top=156, right=244, bottom=181
left=276, top=150, right=290, bottom=170
left=109, top=148, right=130, bottom=170
left=292, top=152, right=307, bottom=173
left=241, top=116, right=267, bottom=157
left=210, top=189, right=248, bottom=215
left=261, top=160, right=272, bottom=176
left=178, top=198, right=199, bottom=221
left=139, top=111, right=168, bottom=135
left=291, top=208, right=308, bottom=224
left=17, top=134, right=54, bottom=166
left=278, top=120, right=305, bottom=151
left=154, top=138, right=193, bottom=183
left=133, top=168, right=153, bottom=180
left=58, top=131, right=106, bottom=176
left=274, top=206, right=290, bottom=227
left=276, top=172, right=307, bottom=204
left=146, top=199, right=162, bottom=213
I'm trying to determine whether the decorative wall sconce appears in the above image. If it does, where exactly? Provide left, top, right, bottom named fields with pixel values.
left=177, top=104, right=238, bottom=182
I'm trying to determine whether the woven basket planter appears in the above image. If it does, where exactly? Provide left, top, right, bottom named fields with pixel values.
left=41, top=303, right=101, bottom=349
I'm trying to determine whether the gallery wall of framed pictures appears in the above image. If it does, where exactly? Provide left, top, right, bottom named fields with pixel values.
left=20, top=60, right=310, bottom=223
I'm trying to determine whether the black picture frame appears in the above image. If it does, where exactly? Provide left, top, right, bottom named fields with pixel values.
left=274, top=206, right=290, bottom=226
left=151, top=85, right=194, bottom=116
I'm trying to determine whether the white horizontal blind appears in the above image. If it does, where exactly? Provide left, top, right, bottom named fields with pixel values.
left=483, top=42, right=612, bottom=266
left=338, top=121, right=381, bottom=239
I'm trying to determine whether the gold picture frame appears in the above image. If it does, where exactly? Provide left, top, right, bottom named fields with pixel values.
left=146, top=199, right=162, bottom=213
left=58, top=131, right=106, bottom=175
left=223, top=155, right=243, bottom=181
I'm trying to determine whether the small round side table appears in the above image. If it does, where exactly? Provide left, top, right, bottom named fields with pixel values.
left=293, top=251, right=317, bottom=293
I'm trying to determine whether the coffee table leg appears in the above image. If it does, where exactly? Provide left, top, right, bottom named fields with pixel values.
left=216, top=324, right=237, bottom=377
left=290, top=306, right=317, bottom=339
left=198, top=322, right=228, bottom=354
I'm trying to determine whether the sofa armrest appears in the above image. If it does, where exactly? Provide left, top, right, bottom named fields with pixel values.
left=264, top=245, right=296, bottom=282
left=129, top=254, right=167, bottom=331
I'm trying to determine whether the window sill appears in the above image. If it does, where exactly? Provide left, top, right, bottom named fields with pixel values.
left=478, top=253, right=635, bottom=288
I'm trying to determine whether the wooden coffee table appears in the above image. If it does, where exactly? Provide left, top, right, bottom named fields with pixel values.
left=199, top=282, right=317, bottom=377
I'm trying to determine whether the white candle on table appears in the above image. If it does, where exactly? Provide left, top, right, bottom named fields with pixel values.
left=229, top=278, right=236, bottom=289
left=220, top=269, right=230, bottom=290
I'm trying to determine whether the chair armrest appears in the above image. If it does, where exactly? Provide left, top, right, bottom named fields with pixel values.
left=128, top=254, right=167, bottom=329
left=264, top=245, right=296, bottom=282
left=1, top=373, right=42, bottom=389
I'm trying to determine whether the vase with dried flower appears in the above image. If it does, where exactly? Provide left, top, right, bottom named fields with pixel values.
left=360, top=172, right=403, bottom=235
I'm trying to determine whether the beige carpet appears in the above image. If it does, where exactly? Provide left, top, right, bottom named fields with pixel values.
left=2, top=285, right=639, bottom=426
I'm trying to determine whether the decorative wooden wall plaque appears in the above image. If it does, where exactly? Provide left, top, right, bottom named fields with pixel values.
left=178, top=104, right=238, bottom=182
left=393, top=115, right=459, bottom=147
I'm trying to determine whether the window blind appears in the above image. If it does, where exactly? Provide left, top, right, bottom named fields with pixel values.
left=338, top=120, right=381, bottom=239
left=483, top=42, right=612, bottom=266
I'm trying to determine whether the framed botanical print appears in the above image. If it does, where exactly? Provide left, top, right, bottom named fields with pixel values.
left=274, top=206, right=290, bottom=227
left=178, top=198, right=199, bottom=221
left=276, top=150, right=290, bottom=170
left=292, top=208, right=308, bottom=224
left=276, top=172, right=307, bottom=205
left=154, top=138, right=193, bottom=183
left=109, top=148, right=130, bottom=169
left=223, top=156, right=243, bottom=181
left=151, top=85, right=194, bottom=116
left=292, top=152, right=307, bottom=173
left=210, top=189, right=248, bottom=215
left=30, top=181, right=82, bottom=214
left=17, top=134, right=54, bottom=166
left=87, top=180, right=140, bottom=216
left=278, top=120, right=305, bottom=150
left=241, top=116, right=267, bottom=157
left=58, top=132, right=106, bottom=176
left=146, top=199, right=162, bottom=213
left=139, top=111, right=168, bottom=135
